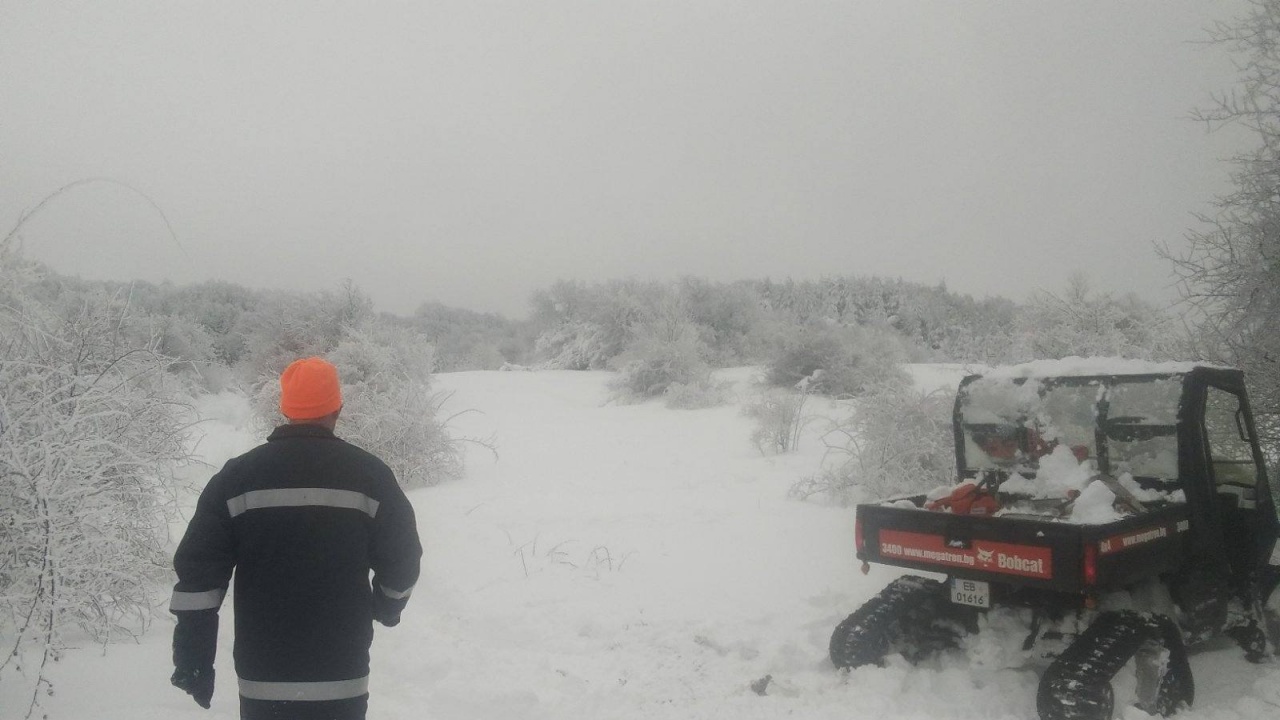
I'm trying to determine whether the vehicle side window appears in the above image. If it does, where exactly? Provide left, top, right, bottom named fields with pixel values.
left=1203, top=387, right=1260, bottom=490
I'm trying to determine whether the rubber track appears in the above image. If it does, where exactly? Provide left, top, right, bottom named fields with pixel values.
left=1037, top=611, right=1193, bottom=720
left=829, top=575, right=951, bottom=669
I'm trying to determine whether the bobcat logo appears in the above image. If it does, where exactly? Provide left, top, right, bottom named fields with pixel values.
left=975, top=547, right=995, bottom=566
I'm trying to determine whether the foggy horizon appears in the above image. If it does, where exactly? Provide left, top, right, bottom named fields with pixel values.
left=0, top=1, right=1256, bottom=319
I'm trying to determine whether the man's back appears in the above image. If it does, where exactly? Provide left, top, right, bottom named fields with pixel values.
left=170, top=358, right=421, bottom=719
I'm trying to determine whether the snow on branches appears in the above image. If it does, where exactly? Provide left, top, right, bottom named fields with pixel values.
left=0, top=247, right=194, bottom=717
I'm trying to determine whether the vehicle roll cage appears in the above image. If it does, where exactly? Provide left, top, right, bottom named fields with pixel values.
left=953, top=367, right=1278, bottom=566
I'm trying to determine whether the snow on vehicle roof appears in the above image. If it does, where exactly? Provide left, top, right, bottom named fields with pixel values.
left=979, top=356, right=1223, bottom=380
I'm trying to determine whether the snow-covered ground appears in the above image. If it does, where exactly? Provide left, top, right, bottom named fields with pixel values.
left=6, top=367, right=1280, bottom=719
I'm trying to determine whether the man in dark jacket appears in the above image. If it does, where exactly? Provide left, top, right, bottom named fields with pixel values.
left=170, top=357, right=422, bottom=719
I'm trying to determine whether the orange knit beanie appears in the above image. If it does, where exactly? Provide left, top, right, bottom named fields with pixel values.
left=279, top=357, right=343, bottom=420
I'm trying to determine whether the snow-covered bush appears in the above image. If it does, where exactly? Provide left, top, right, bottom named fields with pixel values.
left=792, top=381, right=955, bottom=504
left=765, top=324, right=910, bottom=397
left=530, top=279, right=667, bottom=369
left=411, top=302, right=530, bottom=371
left=766, top=330, right=842, bottom=390
left=533, top=321, right=613, bottom=370
left=676, top=277, right=770, bottom=365
left=328, top=325, right=459, bottom=487
left=170, top=281, right=259, bottom=365
left=335, top=380, right=462, bottom=488
left=236, top=281, right=376, bottom=383
left=527, top=275, right=1046, bottom=372
left=0, top=248, right=192, bottom=714
left=609, top=310, right=712, bottom=400
left=248, top=319, right=461, bottom=489
left=744, top=389, right=809, bottom=455
left=328, top=321, right=436, bottom=390
left=662, top=378, right=733, bottom=410
left=148, top=312, right=218, bottom=378
left=1011, top=276, right=1182, bottom=362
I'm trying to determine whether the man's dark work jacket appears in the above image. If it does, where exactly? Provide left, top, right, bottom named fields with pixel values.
left=170, top=423, right=422, bottom=713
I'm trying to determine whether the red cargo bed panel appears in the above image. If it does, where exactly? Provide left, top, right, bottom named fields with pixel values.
left=878, top=528, right=1054, bottom=580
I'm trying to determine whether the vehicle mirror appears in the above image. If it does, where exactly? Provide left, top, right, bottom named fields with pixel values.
left=1235, top=406, right=1250, bottom=443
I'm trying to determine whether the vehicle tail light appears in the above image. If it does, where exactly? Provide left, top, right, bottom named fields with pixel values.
left=1083, top=541, right=1098, bottom=586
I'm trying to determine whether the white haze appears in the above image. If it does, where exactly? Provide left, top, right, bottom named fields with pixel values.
left=0, top=1, right=1257, bottom=317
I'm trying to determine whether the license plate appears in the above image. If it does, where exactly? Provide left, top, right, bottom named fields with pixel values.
left=951, top=578, right=990, bottom=608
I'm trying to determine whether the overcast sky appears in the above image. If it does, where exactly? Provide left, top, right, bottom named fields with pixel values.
left=0, top=1, right=1255, bottom=318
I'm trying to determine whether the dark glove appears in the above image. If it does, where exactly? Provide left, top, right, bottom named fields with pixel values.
left=372, top=588, right=404, bottom=627
left=171, top=665, right=214, bottom=709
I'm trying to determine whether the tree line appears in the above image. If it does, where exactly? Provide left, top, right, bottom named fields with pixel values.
left=2, top=260, right=1190, bottom=397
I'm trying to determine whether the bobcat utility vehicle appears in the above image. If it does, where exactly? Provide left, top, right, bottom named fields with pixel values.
left=830, top=360, right=1280, bottom=720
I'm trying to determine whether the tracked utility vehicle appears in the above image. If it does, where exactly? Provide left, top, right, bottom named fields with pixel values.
left=830, top=361, right=1280, bottom=720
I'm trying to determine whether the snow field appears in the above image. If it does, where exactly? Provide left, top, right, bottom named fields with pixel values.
left=389, top=369, right=862, bottom=718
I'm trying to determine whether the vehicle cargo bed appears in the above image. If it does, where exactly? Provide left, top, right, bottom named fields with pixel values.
left=856, top=499, right=1191, bottom=594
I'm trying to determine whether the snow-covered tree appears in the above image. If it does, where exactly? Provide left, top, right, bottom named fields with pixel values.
left=242, top=288, right=462, bottom=489
left=1012, top=275, right=1181, bottom=362
left=531, top=279, right=668, bottom=370
left=793, top=382, right=955, bottom=504
left=411, top=302, right=529, bottom=371
left=326, top=323, right=460, bottom=487
left=237, top=280, right=376, bottom=382
left=1165, top=0, right=1280, bottom=457
left=609, top=299, right=713, bottom=401
left=675, top=277, right=769, bottom=365
left=765, top=323, right=911, bottom=398
left=0, top=244, right=192, bottom=717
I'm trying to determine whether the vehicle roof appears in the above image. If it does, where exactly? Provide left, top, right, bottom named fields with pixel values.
left=974, top=357, right=1233, bottom=380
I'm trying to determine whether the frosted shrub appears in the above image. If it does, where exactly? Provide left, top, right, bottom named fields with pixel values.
left=411, top=302, right=530, bottom=371
left=149, top=312, right=218, bottom=370
left=331, top=326, right=459, bottom=487
left=677, top=276, right=770, bottom=365
left=663, top=378, right=733, bottom=410
left=0, top=252, right=192, bottom=715
left=250, top=322, right=461, bottom=489
left=744, top=389, right=809, bottom=455
left=1012, top=276, right=1181, bottom=362
left=328, top=322, right=436, bottom=392
left=236, top=282, right=375, bottom=383
left=767, top=330, right=841, bottom=389
left=792, top=381, right=954, bottom=504
left=534, top=321, right=612, bottom=370
left=609, top=312, right=712, bottom=400
left=766, top=325, right=909, bottom=398
left=337, top=381, right=462, bottom=488
left=0, top=348, right=188, bottom=636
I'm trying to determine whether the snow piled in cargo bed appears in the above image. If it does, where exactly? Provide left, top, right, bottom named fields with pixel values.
left=997, top=446, right=1185, bottom=524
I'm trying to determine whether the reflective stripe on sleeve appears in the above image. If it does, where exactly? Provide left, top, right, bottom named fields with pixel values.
left=226, top=488, right=380, bottom=519
left=169, top=588, right=225, bottom=612
left=237, top=676, right=370, bottom=702
left=379, top=583, right=414, bottom=600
